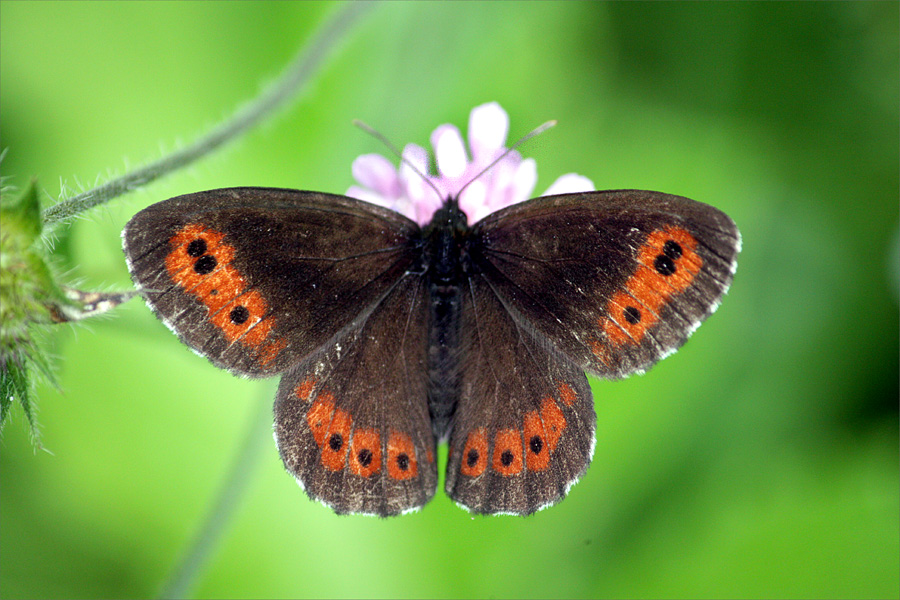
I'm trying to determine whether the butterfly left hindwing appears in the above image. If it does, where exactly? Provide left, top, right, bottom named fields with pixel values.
left=274, top=273, right=438, bottom=516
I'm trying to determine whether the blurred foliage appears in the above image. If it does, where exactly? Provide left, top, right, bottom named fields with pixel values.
left=0, top=180, right=54, bottom=438
left=0, top=2, right=897, bottom=599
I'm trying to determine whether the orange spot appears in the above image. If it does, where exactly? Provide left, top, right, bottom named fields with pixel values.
left=523, top=411, right=550, bottom=472
left=167, top=234, right=235, bottom=293
left=320, top=408, right=352, bottom=472
left=294, top=378, right=316, bottom=401
left=349, top=428, right=382, bottom=477
left=387, top=431, right=418, bottom=480
left=168, top=223, right=207, bottom=249
left=600, top=226, right=703, bottom=347
left=306, top=392, right=335, bottom=447
left=602, top=289, right=660, bottom=346
left=426, top=447, right=435, bottom=464
left=460, top=428, right=488, bottom=477
left=492, top=429, right=523, bottom=476
left=191, top=266, right=246, bottom=313
left=558, top=382, right=577, bottom=407
left=540, top=397, right=566, bottom=452
left=165, top=225, right=226, bottom=282
left=234, top=290, right=270, bottom=341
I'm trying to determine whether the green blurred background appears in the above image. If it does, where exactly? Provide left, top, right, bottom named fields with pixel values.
left=2, top=2, right=897, bottom=598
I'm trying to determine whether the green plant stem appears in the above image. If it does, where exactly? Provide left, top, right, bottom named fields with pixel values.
left=157, top=387, right=273, bottom=600
left=42, top=1, right=373, bottom=225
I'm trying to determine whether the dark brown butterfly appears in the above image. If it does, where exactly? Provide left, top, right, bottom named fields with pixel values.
left=122, top=183, right=740, bottom=516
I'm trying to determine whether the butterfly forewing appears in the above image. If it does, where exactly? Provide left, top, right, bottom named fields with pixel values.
left=123, top=188, right=420, bottom=377
left=274, top=272, right=437, bottom=516
left=470, top=190, right=741, bottom=380
left=445, top=274, right=596, bottom=515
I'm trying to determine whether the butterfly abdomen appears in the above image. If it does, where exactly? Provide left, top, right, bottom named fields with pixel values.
left=426, top=278, right=462, bottom=440
left=423, top=199, right=470, bottom=440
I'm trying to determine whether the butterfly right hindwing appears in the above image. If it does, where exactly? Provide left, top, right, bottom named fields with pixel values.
left=445, top=272, right=596, bottom=515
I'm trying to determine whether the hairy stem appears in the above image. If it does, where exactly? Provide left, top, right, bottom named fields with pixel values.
left=42, top=2, right=373, bottom=225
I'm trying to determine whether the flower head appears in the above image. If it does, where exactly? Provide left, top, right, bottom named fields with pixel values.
left=347, top=102, right=594, bottom=226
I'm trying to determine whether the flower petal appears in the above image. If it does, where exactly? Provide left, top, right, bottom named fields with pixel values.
left=458, top=179, right=488, bottom=224
left=399, top=143, right=429, bottom=178
left=509, top=157, right=538, bottom=205
left=542, top=173, right=595, bottom=196
left=346, top=185, right=392, bottom=208
left=351, top=154, right=400, bottom=197
left=431, top=124, right=468, bottom=179
left=468, top=102, right=508, bottom=162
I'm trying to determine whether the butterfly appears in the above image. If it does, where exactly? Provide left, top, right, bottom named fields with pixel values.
left=123, top=182, right=739, bottom=517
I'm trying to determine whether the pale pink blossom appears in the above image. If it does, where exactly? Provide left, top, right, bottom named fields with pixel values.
left=347, top=102, right=594, bottom=226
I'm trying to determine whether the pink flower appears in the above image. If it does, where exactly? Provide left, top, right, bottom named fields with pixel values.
left=347, top=102, right=594, bottom=226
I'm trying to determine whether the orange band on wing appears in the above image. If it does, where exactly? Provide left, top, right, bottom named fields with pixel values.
left=165, top=223, right=286, bottom=367
left=596, top=226, right=703, bottom=350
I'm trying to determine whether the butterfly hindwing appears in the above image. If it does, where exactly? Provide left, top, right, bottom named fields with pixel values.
left=470, top=190, right=741, bottom=379
left=274, top=272, right=438, bottom=516
left=123, top=187, right=420, bottom=376
left=445, top=274, right=596, bottom=515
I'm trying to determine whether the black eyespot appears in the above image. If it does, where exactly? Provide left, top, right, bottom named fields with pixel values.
left=396, top=453, right=410, bottom=471
left=229, top=305, right=250, bottom=325
left=654, top=254, right=676, bottom=276
left=357, top=448, right=373, bottom=467
left=529, top=435, right=543, bottom=454
left=328, top=433, right=343, bottom=452
left=193, top=254, right=217, bottom=275
left=623, top=306, right=641, bottom=324
left=186, top=239, right=208, bottom=257
left=663, top=240, right=683, bottom=260
left=501, top=449, right=514, bottom=466
left=466, top=448, right=479, bottom=467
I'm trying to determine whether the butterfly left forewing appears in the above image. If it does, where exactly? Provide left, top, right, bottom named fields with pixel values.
left=274, top=272, right=438, bottom=516
left=123, top=187, right=420, bottom=377
left=470, top=190, right=741, bottom=380
left=445, top=274, right=596, bottom=515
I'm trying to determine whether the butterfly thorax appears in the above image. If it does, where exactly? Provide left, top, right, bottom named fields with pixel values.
left=422, top=197, right=470, bottom=439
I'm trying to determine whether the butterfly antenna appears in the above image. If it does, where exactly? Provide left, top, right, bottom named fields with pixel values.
left=455, top=119, right=557, bottom=199
left=353, top=119, right=445, bottom=203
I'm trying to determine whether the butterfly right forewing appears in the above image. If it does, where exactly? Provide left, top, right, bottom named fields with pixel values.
left=470, top=190, right=741, bottom=380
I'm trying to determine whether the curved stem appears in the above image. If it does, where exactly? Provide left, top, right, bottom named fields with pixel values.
left=42, top=2, right=374, bottom=225
left=156, top=387, right=273, bottom=600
